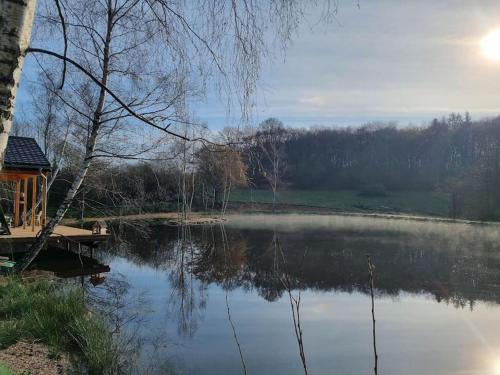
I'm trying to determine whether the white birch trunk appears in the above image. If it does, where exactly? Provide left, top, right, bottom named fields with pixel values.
left=0, top=0, right=37, bottom=168
left=17, top=1, right=113, bottom=272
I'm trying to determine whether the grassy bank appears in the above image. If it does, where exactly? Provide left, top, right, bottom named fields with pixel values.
left=229, top=189, right=451, bottom=217
left=0, top=363, right=13, bottom=375
left=0, top=277, right=117, bottom=374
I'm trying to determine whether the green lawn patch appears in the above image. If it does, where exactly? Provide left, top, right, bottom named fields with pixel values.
left=229, top=189, right=451, bottom=217
left=0, top=363, right=13, bottom=375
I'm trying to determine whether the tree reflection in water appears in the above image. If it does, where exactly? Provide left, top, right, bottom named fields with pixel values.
left=111, top=221, right=500, bottom=306
left=273, top=231, right=309, bottom=375
left=83, top=273, right=175, bottom=374
left=220, top=225, right=248, bottom=375
left=367, top=255, right=378, bottom=375
left=168, top=225, right=207, bottom=338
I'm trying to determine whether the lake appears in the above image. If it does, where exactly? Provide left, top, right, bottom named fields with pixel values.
left=44, top=214, right=500, bottom=374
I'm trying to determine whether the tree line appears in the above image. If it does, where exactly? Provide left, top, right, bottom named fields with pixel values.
left=21, top=112, right=499, bottom=221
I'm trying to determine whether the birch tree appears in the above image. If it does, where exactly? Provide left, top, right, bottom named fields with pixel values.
left=18, top=0, right=189, bottom=270
left=0, top=0, right=37, bottom=168
left=10, top=0, right=345, bottom=271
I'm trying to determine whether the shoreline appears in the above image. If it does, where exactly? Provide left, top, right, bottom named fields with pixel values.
left=61, top=212, right=225, bottom=226
left=61, top=206, right=500, bottom=227
left=227, top=204, right=500, bottom=226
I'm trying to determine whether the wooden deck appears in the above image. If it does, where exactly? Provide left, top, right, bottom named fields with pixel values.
left=0, top=225, right=111, bottom=243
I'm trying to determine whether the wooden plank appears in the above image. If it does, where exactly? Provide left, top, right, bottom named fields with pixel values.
left=32, top=175, right=36, bottom=232
left=0, top=171, right=41, bottom=181
left=14, top=180, right=20, bottom=227
left=42, top=173, right=47, bottom=227
left=23, top=177, right=27, bottom=229
left=13, top=180, right=17, bottom=227
left=0, top=224, right=111, bottom=243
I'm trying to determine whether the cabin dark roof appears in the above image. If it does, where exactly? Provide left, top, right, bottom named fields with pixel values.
left=3, top=136, right=51, bottom=171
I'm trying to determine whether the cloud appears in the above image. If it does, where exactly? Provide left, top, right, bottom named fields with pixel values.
left=18, top=0, right=500, bottom=130
left=239, top=0, right=500, bottom=127
left=298, top=95, right=328, bottom=107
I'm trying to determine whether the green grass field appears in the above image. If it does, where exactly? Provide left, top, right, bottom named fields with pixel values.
left=229, top=189, right=451, bottom=217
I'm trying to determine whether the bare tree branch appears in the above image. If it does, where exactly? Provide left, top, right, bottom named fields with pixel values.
left=27, top=47, right=189, bottom=140
left=54, top=0, right=68, bottom=89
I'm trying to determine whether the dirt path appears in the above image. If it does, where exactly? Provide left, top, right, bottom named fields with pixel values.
left=61, top=212, right=225, bottom=225
left=0, top=341, right=69, bottom=375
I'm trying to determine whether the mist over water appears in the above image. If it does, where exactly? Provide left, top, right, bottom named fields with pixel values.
left=228, top=213, right=500, bottom=253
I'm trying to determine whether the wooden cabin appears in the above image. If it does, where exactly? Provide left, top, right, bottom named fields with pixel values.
left=0, top=136, right=110, bottom=252
left=0, top=136, right=50, bottom=235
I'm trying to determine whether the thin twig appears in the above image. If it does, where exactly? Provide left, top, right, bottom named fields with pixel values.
left=275, top=234, right=309, bottom=375
left=220, top=225, right=248, bottom=375
left=367, top=255, right=378, bottom=375
left=225, top=293, right=248, bottom=375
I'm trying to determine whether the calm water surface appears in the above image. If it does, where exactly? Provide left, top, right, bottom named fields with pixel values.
left=76, top=215, right=500, bottom=374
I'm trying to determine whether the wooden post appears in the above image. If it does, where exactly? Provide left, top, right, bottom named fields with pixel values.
left=12, top=180, right=17, bottom=227
left=22, top=177, right=28, bottom=229
left=14, top=179, right=20, bottom=227
left=42, top=173, right=47, bottom=227
left=32, top=175, right=36, bottom=232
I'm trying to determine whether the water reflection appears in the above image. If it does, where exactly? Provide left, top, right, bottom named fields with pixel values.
left=25, top=247, right=110, bottom=280
left=108, top=218, right=500, bottom=310
left=168, top=226, right=207, bottom=338
left=96, top=215, right=500, bottom=374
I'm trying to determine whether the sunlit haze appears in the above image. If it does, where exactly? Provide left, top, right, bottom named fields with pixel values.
left=481, top=29, right=500, bottom=61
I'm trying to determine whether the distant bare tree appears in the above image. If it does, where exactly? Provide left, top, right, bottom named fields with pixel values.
left=254, top=118, right=288, bottom=211
left=173, top=122, right=207, bottom=221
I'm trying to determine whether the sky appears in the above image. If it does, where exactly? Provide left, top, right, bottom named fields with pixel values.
left=17, top=0, right=500, bottom=130
left=196, top=0, right=500, bottom=129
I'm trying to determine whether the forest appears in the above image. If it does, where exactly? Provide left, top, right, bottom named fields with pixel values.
left=245, top=114, right=500, bottom=220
